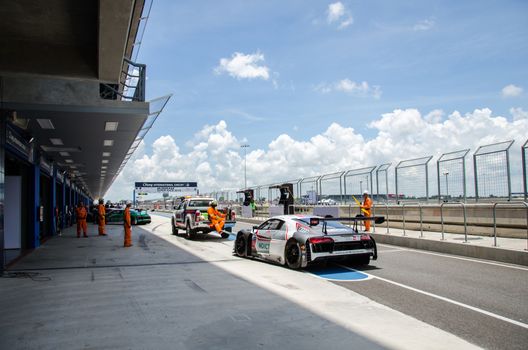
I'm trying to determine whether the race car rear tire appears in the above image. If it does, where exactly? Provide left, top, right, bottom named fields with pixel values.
left=185, top=222, right=195, bottom=240
left=356, top=254, right=370, bottom=265
left=171, top=219, right=178, bottom=235
left=285, top=240, right=302, bottom=269
left=234, top=233, right=247, bottom=257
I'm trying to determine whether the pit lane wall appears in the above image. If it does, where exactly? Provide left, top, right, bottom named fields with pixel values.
left=234, top=203, right=528, bottom=239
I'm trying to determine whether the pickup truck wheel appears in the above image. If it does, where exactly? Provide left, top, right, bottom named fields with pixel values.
left=185, top=222, right=195, bottom=240
left=171, top=219, right=178, bottom=235
left=234, top=234, right=247, bottom=257
left=285, top=240, right=302, bottom=270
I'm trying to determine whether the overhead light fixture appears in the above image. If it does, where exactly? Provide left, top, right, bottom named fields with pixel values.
left=59, top=151, right=70, bottom=157
left=102, top=159, right=109, bottom=164
left=101, top=166, right=107, bottom=169
left=103, top=139, right=114, bottom=147
left=102, top=152, right=111, bottom=157
left=65, top=159, right=73, bottom=163
left=37, top=119, right=55, bottom=130
left=105, top=122, right=119, bottom=131
left=50, top=138, right=63, bottom=146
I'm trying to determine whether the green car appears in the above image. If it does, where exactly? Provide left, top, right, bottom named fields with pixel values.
left=105, top=208, right=151, bottom=225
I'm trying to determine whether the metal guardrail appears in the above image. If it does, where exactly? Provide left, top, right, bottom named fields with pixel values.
left=440, top=202, right=468, bottom=242
left=493, top=202, right=528, bottom=249
left=401, top=202, right=423, bottom=237
left=230, top=203, right=527, bottom=250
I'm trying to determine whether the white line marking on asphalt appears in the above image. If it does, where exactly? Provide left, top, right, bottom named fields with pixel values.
left=376, top=249, right=405, bottom=254
left=337, top=264, right=528, bottom=330
left=377, top=243, right=528, bottom=271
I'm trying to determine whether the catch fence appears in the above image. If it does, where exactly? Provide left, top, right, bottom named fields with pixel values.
left=209, top=139, right=525, bottom=205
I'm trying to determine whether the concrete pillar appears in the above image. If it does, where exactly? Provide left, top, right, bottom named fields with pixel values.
left=62, top=179, right=66, bottom=229
left=0, top=115, right=5, bottom=274
left=31, top=153, right=41, bottom=249
left=51, top=165, right=57, bottom=236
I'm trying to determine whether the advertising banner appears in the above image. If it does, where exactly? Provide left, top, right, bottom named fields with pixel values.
left=135, top=182, right=198, bottom=196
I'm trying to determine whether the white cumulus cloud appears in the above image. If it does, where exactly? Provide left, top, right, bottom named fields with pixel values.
left=215, top=52, right=270, bottom=80
left=327, top=2, right=353, bottom=29
left=105, top=108, right=528, bottom=200
left=501, top=84, right=523, bottom=97
left=315, top=79, right=382, bottom=99
left=413, top=19, right=435, bottom=31
left=510, top=107, right=528, bottom=121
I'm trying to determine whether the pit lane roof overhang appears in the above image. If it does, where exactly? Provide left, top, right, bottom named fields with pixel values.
left=4, top=99, right=148, bottom=199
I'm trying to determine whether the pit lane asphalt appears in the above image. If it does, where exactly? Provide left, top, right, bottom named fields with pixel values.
left=153, top=212, right=528, bottom=350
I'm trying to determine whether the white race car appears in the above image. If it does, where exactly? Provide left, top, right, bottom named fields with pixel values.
left=234, top=215, right=383, bottom=269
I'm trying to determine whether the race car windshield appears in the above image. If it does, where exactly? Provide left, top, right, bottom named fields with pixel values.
left=188, top=200, right=212, bottom=207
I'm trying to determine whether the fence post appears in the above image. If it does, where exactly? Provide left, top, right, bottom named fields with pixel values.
left=473, top=153, right=479, bottom=202
left=523, top=140, right=528, bottom=201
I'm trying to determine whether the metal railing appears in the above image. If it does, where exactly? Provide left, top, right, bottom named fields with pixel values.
left=229, top=202, right=527, bottom=250
left=440, top=202, right=468, bottom=242
left=401, top=202, right=423, bottom=237
left=373, top=203, right=390, bottom=234
left=100, top=58, right=146, bottom=102
left=492, top=202, right=528, bottom=249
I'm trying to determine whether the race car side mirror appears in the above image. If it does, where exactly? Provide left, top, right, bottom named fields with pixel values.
left=252, top=226, right=259, bottom=230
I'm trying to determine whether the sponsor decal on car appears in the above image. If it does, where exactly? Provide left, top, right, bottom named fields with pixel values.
left=296, top=223, right=311, bottom=233
left=257, top=242, right=270, bottom=252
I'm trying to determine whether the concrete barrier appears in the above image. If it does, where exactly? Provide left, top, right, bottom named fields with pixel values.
left=371, top=233, right=528, bottom=266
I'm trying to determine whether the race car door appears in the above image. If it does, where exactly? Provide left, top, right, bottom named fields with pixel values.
left=254, top=219, right=274, bottom=256
left=267, top=219, right=287, bottom=262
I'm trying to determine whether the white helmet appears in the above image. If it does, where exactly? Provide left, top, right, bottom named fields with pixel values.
left=363, top=190, right=369, bottom=195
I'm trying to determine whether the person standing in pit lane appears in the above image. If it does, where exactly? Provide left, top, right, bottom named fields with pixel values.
left=123, top=201, right=133, bottom=247
left=75, top=202, right=88, bottom=238
left=361, top=190, right=373, bottom=232
left=97, top=198, right=107, bottom=236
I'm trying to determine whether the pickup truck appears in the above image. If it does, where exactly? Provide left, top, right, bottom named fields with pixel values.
left=171, top=197, right=236, bottom=239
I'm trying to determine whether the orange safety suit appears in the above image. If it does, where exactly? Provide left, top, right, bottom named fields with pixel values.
left=124, top=206, right=132, bottom=247
left=76, top=206, right=88, bottom=237
left=207, top=206, right=226, bottom=233
left=98, top=204, right=106, bottom=235
left=361, top=196, right=373, bottom=232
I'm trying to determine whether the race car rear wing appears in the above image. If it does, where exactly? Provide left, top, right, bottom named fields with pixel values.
left=308, top=216, right=385, bottom=226
left=308, top=216, right=385, bottom=235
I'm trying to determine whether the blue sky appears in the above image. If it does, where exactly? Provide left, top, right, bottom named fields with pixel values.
left=138, top=0, right=527, bottom=148
left=107, top=0, right=528, bottom=200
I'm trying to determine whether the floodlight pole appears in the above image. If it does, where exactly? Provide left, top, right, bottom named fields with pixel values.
left=241, top=144, right=250, bottom=189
